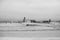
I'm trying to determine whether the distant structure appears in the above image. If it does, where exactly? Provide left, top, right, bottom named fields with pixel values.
left=42, top=19, right=51, bottom=23
left=49, top=19, right=51, bottom=22
left=30, top=20, right=36, bottom=23
left=23, top=17, right=26, bottom=22
left=22, top=17, right=52, bottom=23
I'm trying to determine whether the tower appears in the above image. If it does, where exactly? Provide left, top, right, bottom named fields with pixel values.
left=23, top=17, right=26, bottom=22
left=49, top=19, right=51, bottom=22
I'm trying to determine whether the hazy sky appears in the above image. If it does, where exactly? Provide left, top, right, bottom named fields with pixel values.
left=0, top=0, right=60, bottom=20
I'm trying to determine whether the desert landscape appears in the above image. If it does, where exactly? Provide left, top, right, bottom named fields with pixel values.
left=0, top=17, right=60, bottom=40
left=0, top=0, right=60, bottom=40
left=0, top=22, right=60, bottom=40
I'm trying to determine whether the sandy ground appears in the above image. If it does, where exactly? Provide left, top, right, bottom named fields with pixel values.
left=0, top=37, right=60, bottom=40
left=0, top=30, right=60, bottom=37
left=0, top=31, right=60, bottom=40
left=0, top=23, right=60, bottom=40
left=0, top=23, right=57, bottom=30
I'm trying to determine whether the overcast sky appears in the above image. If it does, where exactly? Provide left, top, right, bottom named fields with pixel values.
left=0, top=0, right=60, bottom=20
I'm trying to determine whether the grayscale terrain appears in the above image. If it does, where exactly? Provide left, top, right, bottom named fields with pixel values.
left=0, top=22, right=60, bottom=40
left=0, top=0, right=60, bottom=40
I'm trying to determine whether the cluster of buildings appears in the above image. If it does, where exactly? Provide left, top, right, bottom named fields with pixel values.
left=22, top=17, right=51, bottom=24
left=0, top=17, right=52, bottom=24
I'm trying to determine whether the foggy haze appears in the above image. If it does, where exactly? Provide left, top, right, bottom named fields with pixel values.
left=0, top=0, right=60, bottom=21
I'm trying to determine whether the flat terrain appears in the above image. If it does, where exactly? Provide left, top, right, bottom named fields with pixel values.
left=0, top=37, right=60, bottom=40
left=0, top=30, right=60, bottom=40
left=0, top=23, right=60, bottom=38
left=0, top=30, right=60, bottom=37
left=0, top=23, right=58, bottom=31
